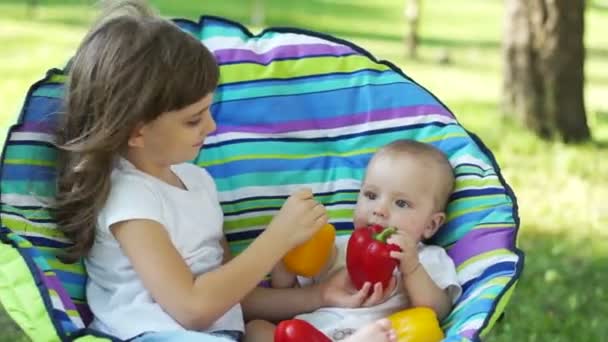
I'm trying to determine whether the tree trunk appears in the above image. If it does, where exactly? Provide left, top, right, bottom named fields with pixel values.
left=27, top=0, right=38, bottom=18
left=404, top=0, right=421, bottom=59
left=250, top=0, right=265, bottom=26
left=502, top=0, right=590, bottom=142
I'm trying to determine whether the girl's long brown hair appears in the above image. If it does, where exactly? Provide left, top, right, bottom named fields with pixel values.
left=55, top=0, right=219, bottom=263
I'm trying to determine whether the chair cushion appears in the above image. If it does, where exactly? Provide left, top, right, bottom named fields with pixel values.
left=0, top=16, right=523, bottom=341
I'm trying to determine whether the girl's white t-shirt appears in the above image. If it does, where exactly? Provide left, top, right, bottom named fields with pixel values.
left=85, top=158, right=244, bottom=340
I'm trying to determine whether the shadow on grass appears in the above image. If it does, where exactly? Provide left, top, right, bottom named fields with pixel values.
left=590, top=140, right=608, bottom=150
left=0, top=302, right=29, bottom=342
left=0, top=0, right=96, bottom=7
left=587, top=74, right=608, bottom=88
left=488, top=228, right=606, bottom=341
left=2, top=0, right=399, bottom=28
left=593, top=111, right=608, bottom=148
left=0, top=0, right=94, bottom=27
left=588, top=47, right=608, bottom=60
left=590, top=1, right=608, bottom=11
left=0, top=0, right=506, bottom=54
left=291, top=0, right=400, bottom=21
left=424, top=36, right=499, bottom=50
left=593, top=138, right=608, bottom=149
left=27, top=15, right=92, bottom=27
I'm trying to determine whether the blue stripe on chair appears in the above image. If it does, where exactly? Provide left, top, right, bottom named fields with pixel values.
left=213, top=83, right=440, bottom=124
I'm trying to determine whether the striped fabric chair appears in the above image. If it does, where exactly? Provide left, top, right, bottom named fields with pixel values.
left=0, top=16, right=524, bottom=341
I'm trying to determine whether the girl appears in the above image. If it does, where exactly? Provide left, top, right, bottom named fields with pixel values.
left=54, top=1, right=396, bottom=341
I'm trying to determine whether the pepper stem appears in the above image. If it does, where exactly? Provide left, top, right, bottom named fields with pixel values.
left=373, top=226, right=396, bottom=243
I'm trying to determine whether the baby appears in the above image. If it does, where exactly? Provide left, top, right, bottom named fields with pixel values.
left=272, top=139, right=462, bottom=340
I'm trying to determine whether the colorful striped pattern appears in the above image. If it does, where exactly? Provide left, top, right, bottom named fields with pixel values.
left=0, top=16, right=523, bottom=341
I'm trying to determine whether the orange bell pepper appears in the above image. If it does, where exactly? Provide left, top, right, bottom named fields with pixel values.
left=283, top=223, right=336, bottom=277
left=387, top=307, right=444, bottom=342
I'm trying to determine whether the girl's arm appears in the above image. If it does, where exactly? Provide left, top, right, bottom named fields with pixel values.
left=243, top=267, right=393, bottom=323
left=241, top=284, right=324, bottom=323
left=222, top=238, right=323, bottom=322
left=222, top=238, right=298, bottom=289
left=113, top=219, right=291, bottom=330
left=112, top=188, right=327, bottom=330
left=220, top=237, right=233, bottom=264
left=223, top=234, right=298, bottom=289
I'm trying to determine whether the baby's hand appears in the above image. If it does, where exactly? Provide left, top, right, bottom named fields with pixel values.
left=267, top=188, right=328, bottom=250
left=271, top=261, right=298, bottom=288
left=387, top=231, right=420, bottom=276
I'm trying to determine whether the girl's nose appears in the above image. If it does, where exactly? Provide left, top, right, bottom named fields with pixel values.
left=203, top=113, right=217, bottom=135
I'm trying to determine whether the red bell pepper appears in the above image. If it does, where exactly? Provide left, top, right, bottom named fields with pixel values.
left=346, top=225, right=401, bottom=290
left=274, top=319, right=331, bottom=342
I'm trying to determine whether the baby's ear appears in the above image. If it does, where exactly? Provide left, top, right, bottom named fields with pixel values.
left=423, top=212, right=446, bottom=239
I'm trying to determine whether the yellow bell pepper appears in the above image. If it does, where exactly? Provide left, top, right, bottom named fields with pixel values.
left=283, top=223, right=336, bottom=277
left=387, top=307, right=444, bottom=342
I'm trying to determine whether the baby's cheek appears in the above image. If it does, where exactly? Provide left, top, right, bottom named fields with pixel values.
left=392, top=215, right=413, bottom=231
left=352, top=207, right=366, bottom=228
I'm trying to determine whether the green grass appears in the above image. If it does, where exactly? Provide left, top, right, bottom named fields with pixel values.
left=1, top=0, right=607, bottom=340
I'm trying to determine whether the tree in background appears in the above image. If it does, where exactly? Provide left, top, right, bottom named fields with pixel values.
left=27, top=0, right=38, bottom=17
left=404, top=0, right=421, bottom=59
left=503, top=0, right=590, bottom=142
left=250, top=0, right=265, bottom=26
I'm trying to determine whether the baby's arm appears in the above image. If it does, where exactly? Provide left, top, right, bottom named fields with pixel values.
left=271, top=261, right=298, bottom=288
left=388, top=233, right=452, bottom=320
left=400, top=263, right=452, bottom=320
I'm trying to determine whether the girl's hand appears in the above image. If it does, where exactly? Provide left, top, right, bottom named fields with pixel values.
left=266, top=188, right=328, bottom=250
left=361, top=276, right=397, bottom=307
left=318, top=268, right=396, bottom=308
left=387, top=231, right=420, bottom=276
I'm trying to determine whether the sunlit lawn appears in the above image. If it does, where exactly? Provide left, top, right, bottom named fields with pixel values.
left=1, top=0, right=607, bottom=340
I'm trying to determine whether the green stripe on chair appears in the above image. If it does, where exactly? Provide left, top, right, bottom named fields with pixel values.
left=0, top=243, right=60, bottom=342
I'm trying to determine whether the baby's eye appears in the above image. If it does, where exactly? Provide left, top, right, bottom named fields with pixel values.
left=395, top=199, right=409, bottom=208
left=363, top=191, right=377, bottom=200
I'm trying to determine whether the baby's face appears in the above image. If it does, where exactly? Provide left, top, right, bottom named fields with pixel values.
left=353, top=152, right=445, bottom=242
